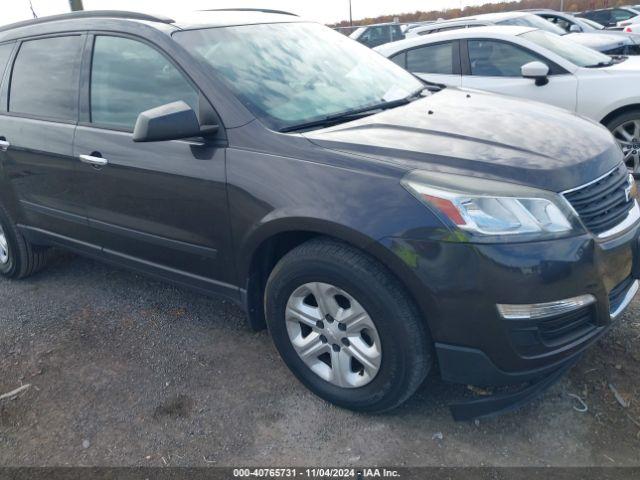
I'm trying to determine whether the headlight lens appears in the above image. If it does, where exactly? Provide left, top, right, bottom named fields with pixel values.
left=402, top=170, right=581, bottom=241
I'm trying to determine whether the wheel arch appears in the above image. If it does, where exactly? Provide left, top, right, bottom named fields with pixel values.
left=600, top=103, right=640, bottom=127
left=239, top=219, right=435, bottom=335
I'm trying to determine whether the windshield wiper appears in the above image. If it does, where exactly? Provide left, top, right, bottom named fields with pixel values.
left=279, top=91, right=425, bottom=133
left=586, top=60, right=615, bottom=68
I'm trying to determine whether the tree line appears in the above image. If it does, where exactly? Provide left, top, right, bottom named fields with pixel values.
left=332, top=0, right=631, bottom=27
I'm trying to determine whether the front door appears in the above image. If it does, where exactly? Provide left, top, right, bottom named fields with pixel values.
left=460, top=39, right=578, bottom=113
left=73, top=34, right=236, bottom=293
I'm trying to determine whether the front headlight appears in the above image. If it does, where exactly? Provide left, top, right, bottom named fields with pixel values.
left=402, top=170, right=582, bottom=242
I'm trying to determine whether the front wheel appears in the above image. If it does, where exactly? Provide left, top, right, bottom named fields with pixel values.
left=265, top=238, right=432, bottom=413
left=606, top=110, right=640, bottom=176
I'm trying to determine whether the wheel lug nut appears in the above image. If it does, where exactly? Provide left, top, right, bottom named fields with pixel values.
left=341, top=337, right=350, bottom=347
left=332, top=344, right=340, bottom=352
left=320, top=335, right=327, bottom=343
left=325, top=314, right=334, bottom=323
left=338, top=323, right=346, bottom=331
left=316, top=320, right=324, bottom=329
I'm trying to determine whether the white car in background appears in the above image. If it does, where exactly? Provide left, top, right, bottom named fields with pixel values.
left=406, top=11, right=638, bottom=55
left=376, top=26, right=640, bottom=174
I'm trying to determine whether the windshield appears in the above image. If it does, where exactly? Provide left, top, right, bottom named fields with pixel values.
left=497, top=14, right=567, bottom=35
left=350, top=27, right=366, bottom=39
left=174, top=23, right=423, bottom=131
left=520, top=29, right=612, bottom=67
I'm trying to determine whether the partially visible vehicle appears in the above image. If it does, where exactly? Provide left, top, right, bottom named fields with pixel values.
left=403, top=21, right=435, bottom=34
left=406, top=11, right=637, bottom=55
left=624, top=23, right=640, bottom=34
left=530, top=9, right=640, bottom=50
left=349, top=22, right=404, bottom=48
left=577, top=7, right=640, bottom=29
left=377, top=25, right=640, bottom=174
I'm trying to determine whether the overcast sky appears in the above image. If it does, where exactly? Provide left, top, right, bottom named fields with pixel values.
left=3, top=0, right=505, bottom=26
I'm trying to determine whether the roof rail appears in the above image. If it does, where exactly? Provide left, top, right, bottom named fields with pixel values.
left=201, top=8, right=298, bottom=17
left=0, top=10, right=175, bottom=34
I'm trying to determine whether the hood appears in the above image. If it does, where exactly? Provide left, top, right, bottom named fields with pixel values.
left=566, top=32, right=633, bottom=50
left=602, top=54, right=640, bottom=71
left=303, top=88, right=621, bottom=193
left=588, top=29, right=640, bottom=45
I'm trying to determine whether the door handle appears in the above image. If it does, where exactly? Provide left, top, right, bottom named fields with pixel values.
left=79, top=154, right=108, bottom=167
left=0, top=140, right=10, bottom=152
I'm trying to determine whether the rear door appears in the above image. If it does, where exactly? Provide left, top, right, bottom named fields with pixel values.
left=393, top=40, right=463, bottom=87
left=460, top=38, right=578, bottom=112
left=73, top=34, right=235, bottom=293
left=0, top=35, right=92, bottom=245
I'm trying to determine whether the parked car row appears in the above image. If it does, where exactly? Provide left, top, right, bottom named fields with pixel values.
left=577, top=5, right=640, bottom=29
left=377, top=24, right=640, bottom=175
left=0, top=9, right=638, bottom=420
left=405, top=12, right=640, bottom=56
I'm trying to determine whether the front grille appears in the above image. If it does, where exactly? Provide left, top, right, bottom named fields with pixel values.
left=563, top=165, right=634, bottom=235
left=609, top=276, right=634, bottom=315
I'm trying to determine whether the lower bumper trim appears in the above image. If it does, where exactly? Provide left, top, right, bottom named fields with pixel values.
left=611, top=279, right=639, bottom=319
left=449, top=355, right=580, bottom=421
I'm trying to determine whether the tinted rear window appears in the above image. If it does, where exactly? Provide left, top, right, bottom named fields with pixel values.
left=9, top=36, right=83, bottom=121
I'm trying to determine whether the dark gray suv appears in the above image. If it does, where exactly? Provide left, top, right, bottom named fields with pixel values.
left=0, top=10, right=637, bottom=419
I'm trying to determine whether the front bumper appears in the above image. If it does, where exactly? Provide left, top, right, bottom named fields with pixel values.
left=382, top=219, right=640, bottom=387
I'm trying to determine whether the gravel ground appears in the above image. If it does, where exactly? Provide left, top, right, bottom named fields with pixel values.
left=0, top=252, right=639, bottom=467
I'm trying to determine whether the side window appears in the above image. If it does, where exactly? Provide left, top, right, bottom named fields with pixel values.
left=407, top=42, right=455, bottom=74
left=390, top=52, right=406, bottom=68
left=390, top=25, right=403, bottom=42
left=9, top=36, right=83, bottom=121
left=592, top=11, right=612, bottom=25
left=0, top=43, right=13, bottom=83
left=546, top=16, right=571, bottom=32
left=468, top=40, right=540, bottom=77
left=90, top=36, right=199, bottom=130
left=612, top=9, right=635, bottom=21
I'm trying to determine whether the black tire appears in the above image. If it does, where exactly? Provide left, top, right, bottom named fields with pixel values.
left=265, top=238, right=432, bottom=413
left=605, top=109, right=640, bottom=176
left=0, top=203, right=50, bottom=279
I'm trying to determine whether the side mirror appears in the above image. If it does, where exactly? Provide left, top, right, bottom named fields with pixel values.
left=133, top=101, right=218, bottom=143
left=569, top=24, right=582, bottom=32
left=521, top=61, right=550, bottom=86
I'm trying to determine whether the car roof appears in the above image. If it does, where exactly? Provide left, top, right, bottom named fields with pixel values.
left=409, top=10, right=530, bottom=32
left=524, top=9, right=568, bottom=15
left=582, top=7, right=636, bottom=12
left=0, top=9, right=305, bottom=37
left=376, top=25, right=534, bottom=55
left=449, top=11, right=528, bottom=23
left=357, top=22, right=403, bottom=28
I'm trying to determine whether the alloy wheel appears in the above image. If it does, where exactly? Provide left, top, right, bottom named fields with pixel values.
left=285, top=282, right=382, bottom=388
left=612, top=119, right=640, bottom=175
